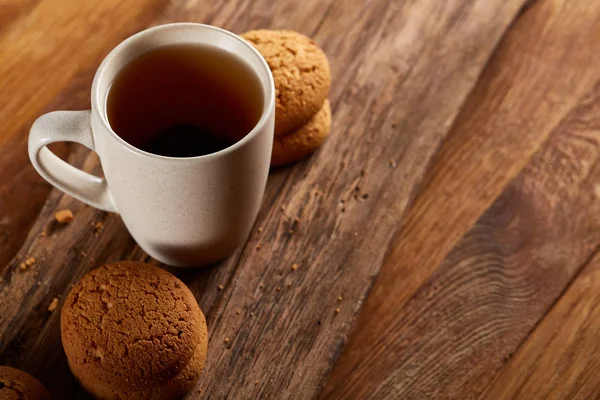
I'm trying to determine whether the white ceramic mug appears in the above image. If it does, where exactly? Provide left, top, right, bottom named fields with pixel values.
left=28, top=23, right=275, bottom=267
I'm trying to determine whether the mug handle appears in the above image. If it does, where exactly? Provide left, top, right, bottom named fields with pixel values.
left=28, top=110, right=117, bottom=213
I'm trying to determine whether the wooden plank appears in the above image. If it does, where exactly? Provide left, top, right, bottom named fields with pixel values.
left=323, top=61, right=600, bottom=398
left=0, top=0, right=363, bottom=278
left=482, top=251, right=600, bottom=399
left=0, top=72, right=91, bottom=270
left=323, top=0, right=600, bottom=396
left=0, top=0, right=41, bottom=36
left=0, top=0, right=168, bottom=148
left=0, top=0, right=169, bottom=269
left=0, top=1, right=524, bottom=399
left=0, top=0, right=315, bottom=274
left=0, top=0, right=279, bottom=269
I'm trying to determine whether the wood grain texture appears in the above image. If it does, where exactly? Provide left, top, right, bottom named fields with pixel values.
left=0, top=0, right=371, bottom=282
left=324, top=64, right=600, bottom=399
left=0, top=0, right=167, bottom=148
left=324, top=0, right=600, bottom=397
left=0, top=0, right=334, bottom=276
left=0, top=0, right=523, bottom=398
left=0, top=0, right=170, bottom=269
left=483, top=251, right=600, bottom=399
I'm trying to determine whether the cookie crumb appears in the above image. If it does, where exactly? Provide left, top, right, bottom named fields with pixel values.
left=389, top=160, right=397, bottom=168
left=335, top=308, right=340, bottom=314
left=94, top=221, right=104, bottom=233
left=20, top=256, right=36, bottom=270
left=55, top=209, right=74, bottom=224
left=288, top=229, right=294, bottom=234
left=48, top=297, right=59, bottom=312
left=224, top=337, right=230, bottom=344
left=98, top=284, right=107, bottom=291
left=256, top=243, right=261, bottom=250
left=255, top=380, right=259, bottom=385
left=276, top=287, right=281, bottom=292
left=292, top=263, right=298, bottom=271
left=281, top=206, right=285, bottom=212
left=337, top=296, right=343, bottom=302
left=218, top=285, right=224, bottom=291
left=294, top=217, right=300, bottom=223
left=259, top=283, right=264, bottom=289
left=37, top=281, right=41, bottom=286
left=258, top=227, right=263, bottom=233
left=250, top=312, right=255, bottom=317
left=40, top=231, right=47, bottom=237
left=236, top=310, right=240, bottom=315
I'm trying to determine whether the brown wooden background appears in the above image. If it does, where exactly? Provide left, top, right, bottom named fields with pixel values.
left=2, top=0, right=600, bottom=398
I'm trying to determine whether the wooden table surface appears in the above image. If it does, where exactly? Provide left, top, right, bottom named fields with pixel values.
left=2, top=0, right=600, bottom=398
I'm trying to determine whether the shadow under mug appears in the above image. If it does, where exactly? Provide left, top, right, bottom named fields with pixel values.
left=28, top=23, right=275, bottom=267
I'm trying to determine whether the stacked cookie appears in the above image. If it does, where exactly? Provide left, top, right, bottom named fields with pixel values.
left=61, top=262, right=208, bottom=400
left=241, top=30, right=332, bottom=166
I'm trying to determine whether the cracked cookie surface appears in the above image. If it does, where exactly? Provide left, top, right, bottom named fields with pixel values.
left=241, top=30, right=331, bottom=136
left=0, top=366, right=51, bottom=400
left=61, top=262, right=207, bottom=394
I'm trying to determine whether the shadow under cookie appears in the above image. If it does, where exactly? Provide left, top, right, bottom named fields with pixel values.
left=74, top=341, right=206, bottom=400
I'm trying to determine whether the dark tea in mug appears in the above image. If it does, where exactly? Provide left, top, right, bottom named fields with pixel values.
left=106, top=44, right=264, bottom=158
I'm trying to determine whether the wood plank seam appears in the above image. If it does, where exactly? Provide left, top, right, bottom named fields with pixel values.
left=340, top=66, right=600, bottom=398
left=479, top=214, right=600, bottom=397
left=323, top=0, right=600, bottom=396
left=341, top=0, right=539, bottom=338
left=480, top=251, right=600, bottom=398
left=400, top=0, right=543, bottom=213
left=0, top=0, right=537, bottom=398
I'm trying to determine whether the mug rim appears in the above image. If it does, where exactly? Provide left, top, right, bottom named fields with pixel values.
left=91, top=22, right=275, bottom=161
